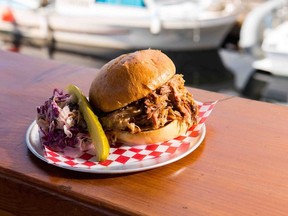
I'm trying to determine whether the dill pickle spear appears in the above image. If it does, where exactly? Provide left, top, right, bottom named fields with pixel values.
left=67, top=84, right=110, bottom=162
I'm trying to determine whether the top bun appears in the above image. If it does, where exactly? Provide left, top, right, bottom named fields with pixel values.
left=89, top=49, right=176, bottom=112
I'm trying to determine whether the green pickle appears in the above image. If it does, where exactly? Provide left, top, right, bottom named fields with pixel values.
left=67, top=84, right=110, bottom=162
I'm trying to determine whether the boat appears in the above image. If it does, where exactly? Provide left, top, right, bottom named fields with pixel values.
left=0, top=0, right=241, bottom=56
left=239, top=0, right=288, bottom=104
left=239, top=0, right=288, bottom=57
left=253, top=21, right=288, bottom=77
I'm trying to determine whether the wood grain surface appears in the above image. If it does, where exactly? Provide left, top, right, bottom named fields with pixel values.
left=1, top=51, right=288, bottom=216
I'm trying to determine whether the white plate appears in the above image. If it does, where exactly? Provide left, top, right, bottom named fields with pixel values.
left=26, top=121, right=206, bottom=174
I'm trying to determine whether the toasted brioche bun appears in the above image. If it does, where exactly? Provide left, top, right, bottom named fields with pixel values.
left=116, top=120, right=191, bottom=145
left=89, top=49, right=175, bottom=112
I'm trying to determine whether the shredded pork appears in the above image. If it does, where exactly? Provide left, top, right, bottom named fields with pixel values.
left=100, top=74, right=198, bottom=139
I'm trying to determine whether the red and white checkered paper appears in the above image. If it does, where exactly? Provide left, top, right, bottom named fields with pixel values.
left=43, top=101, right=217, bottom=169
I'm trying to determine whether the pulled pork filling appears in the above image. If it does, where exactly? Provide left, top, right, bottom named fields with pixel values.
left=99, top=74, right=198, bottom=139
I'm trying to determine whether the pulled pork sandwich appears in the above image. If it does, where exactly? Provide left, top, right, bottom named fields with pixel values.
left=89, top=49, right=198, bottom=145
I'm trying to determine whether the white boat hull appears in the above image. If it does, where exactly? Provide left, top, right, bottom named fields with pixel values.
left=0, top=0, right=240, bottom=54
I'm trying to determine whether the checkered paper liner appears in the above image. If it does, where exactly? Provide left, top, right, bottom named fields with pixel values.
left=43, top=101, right=217, bottom=170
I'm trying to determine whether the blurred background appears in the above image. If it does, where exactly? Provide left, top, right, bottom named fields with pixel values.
left=1, top=0, right=288, bottom=105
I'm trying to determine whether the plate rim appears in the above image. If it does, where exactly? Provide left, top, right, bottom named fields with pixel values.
left=26, top=121, right=206, bottom=174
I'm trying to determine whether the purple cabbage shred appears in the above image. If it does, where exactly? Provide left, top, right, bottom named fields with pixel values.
left=36, top=88, right=91, bottom=152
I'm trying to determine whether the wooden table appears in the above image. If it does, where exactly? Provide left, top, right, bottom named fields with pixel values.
left=1, top=50, right=288, bottom=216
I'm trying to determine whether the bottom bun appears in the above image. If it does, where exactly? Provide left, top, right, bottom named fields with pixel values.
left=117, top=120, right=192, bottom=145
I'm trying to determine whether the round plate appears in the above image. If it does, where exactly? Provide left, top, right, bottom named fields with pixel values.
left=26, top=121, right=206, bottom=174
